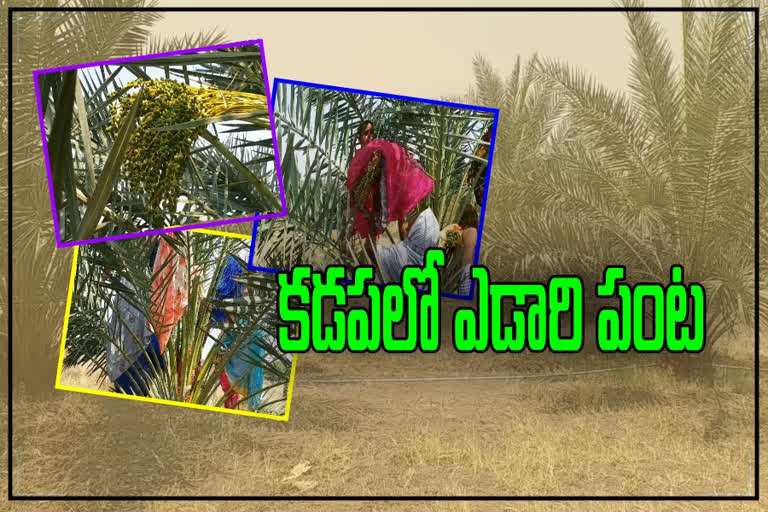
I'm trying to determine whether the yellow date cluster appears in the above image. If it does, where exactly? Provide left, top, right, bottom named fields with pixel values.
left=108, top=79, right=206, bottom=224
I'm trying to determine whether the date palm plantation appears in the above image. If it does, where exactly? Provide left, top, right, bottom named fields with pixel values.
left=39, top=42, right=282, bottom=244
left=474, top=1, right=765, bottom=367
left=5, top=0, right=767, bottom=500
left=9, top=1, right=764, bottom=398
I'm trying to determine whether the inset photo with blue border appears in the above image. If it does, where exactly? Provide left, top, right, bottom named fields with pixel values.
left=248, top=78, right=499, bottom=300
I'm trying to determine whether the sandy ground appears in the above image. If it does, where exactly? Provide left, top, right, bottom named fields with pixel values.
left=2, top=319, right=763, bottom=511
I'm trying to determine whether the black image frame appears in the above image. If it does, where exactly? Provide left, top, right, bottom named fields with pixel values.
left=6, top=4, right=760, bottom=502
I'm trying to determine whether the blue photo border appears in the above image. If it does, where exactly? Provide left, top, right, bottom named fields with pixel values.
left=247, top=77, right=500, bottom=301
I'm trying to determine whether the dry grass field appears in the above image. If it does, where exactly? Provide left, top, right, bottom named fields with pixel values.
left=1, top=307, right=763, bottom=512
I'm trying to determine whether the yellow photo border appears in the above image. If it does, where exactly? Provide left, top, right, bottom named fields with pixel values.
left=54, top=227, right=297, bottom=422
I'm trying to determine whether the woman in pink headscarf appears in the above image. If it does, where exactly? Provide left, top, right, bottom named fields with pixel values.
left=346, top=120, right=435, bottom=244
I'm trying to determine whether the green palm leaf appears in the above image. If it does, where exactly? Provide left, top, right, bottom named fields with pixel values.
left=39, top=43, right=280, bottom=241
left=75, top=86, right=145, bottom=240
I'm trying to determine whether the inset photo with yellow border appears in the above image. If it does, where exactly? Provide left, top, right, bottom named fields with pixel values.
left=55, top=228, right=296, bottom=422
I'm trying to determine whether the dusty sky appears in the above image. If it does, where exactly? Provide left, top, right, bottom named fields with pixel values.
left=151, top=0, right=688, bottom=101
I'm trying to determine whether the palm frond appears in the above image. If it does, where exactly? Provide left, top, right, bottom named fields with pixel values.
left=39, top=45, right=279, bottom=241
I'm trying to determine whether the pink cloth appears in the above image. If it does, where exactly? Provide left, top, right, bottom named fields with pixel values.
left=219, top=373, right=240, bottom=409
left=150, top=236, right=189, bottom=354
left=346, top=139, right=434, bottom=239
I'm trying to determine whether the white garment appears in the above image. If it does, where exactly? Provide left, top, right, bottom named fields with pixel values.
left=458, top=263, right=472, bottom=296
left=105, top=278, right=154, bottom=381
left=376, top=207, right=440, bottom=284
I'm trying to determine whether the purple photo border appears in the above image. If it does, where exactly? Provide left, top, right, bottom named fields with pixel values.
left=32, top=38, right=288, bottom=248
left=248, top=77, right=500, bottom=302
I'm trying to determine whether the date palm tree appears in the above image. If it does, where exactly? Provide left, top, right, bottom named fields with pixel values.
left=63, top=230, right=292, bottom=413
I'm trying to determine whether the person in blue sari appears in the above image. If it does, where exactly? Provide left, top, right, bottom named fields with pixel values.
left=210, top=255, right=267, bottom=412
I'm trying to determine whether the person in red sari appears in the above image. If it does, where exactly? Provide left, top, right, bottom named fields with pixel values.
left=345, top=120, right=435, bottom=262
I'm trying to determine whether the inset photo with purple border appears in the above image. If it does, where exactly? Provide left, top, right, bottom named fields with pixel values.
left=34, top=39, right=287, bottom=248
left=248, top=78, right=499, bottom=301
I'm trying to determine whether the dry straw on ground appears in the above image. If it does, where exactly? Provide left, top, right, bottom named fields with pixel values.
left=3, top=321, right=762, bottom=505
